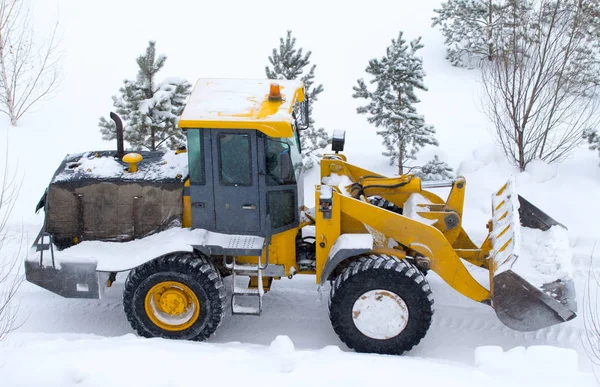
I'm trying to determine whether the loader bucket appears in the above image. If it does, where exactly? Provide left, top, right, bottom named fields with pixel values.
left=489, top=177, right=576, bottom=332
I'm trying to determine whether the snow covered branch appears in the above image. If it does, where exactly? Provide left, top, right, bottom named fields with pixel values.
left=0, top=147, right=23, bottom=342
left=0, top=0, right=62, bottom=126
left=481, top=0, right=600, bottom=171
left=99, top=41, right=191, bottom=151
left=265, top=30, right=329, bottom=171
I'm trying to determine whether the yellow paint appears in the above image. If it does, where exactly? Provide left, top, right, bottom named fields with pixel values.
left=178, top=80, right=305, bottom=139
left=315, top=186, right=342, bottom=282
left=122, top=153, right=143, bottom=173
left=336, top=193, right=490, bottom=303
left=182, top=179, right=192, bottom=228
left=313, top=157, right=491, bottom=303
left=236, top=227, right=299, bottom=277
left=144, top=281, right=200, bottom=332
left=178, top=119, right=293, bottom=138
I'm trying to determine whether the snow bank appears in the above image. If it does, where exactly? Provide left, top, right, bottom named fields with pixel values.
left=474, top=345, right=583, bottom=384
left=0, top=335, right=593, bottom=387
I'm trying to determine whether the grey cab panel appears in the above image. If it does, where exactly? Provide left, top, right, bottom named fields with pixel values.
left=186, top=128, right=300, bottom=238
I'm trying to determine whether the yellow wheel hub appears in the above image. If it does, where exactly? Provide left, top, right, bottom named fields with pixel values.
left=144, top=281, right=200, bottom=331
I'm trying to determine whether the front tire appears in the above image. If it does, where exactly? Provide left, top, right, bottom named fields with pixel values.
left=123, top=252, right=226, bottom=341
left=328, top=254, right=433, bottom=355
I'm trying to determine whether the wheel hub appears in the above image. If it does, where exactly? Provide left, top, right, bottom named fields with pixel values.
left=144, top=281, right=200, bottom=331
left=157, top=288, right=189, bottom=316
left=352, top=289, right=409, bottom=340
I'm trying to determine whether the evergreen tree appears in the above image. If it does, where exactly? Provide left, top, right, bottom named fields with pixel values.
left=583, top=128, right=600, bottom=163
left=432, top=0, right=507, bottom=68
left=414, top=155, right=454, bottom=181
left=353, top=31, right=438, bottom=175
left=99, top=41, right=191, bottom=151
left=433, top=0, right=600, bottom=77
left=266, top=30, right=329, bottom=170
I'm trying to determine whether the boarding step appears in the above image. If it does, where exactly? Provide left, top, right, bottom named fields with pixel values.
left=230, top=257, right=265, bottom=316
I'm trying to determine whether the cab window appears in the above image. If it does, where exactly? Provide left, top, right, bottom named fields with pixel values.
left=265, top=139, right=296, bottom=186
left=186, top=129, right=205, bottom=185
left=219, top=133, right=252, bottom=186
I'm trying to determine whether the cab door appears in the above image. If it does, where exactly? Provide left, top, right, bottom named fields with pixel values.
left=211, top=130, right=261, bottom=234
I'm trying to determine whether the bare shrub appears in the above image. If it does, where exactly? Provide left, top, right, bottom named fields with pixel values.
left=0, top=0, right=61, bottom=126
left=0, top=149, right=23, bottom=341
left=481, top=0, right=600, bottom=171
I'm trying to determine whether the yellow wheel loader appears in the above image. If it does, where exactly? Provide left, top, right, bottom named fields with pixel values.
left=25, top=78, right=576, bottom=355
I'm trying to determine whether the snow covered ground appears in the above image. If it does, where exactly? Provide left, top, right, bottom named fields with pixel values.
left=1, top=0, right=600, bottom=385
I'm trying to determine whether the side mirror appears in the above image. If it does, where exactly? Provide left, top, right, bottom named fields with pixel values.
left=332, top=130, right=345, bottom=153
left=297, top=94, right=310, bottom=131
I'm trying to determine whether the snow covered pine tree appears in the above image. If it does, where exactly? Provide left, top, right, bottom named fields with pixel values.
left=415, top=155, right=454, bottom=181
left=265, top=30, right=329, bottom=170
left=584, top=129, right=600, bottom=164
left=99, top=41, right=191, bottom=151
left=432, top=0, right=507, bottom=68
left=353, top=31, right=438, bottom=175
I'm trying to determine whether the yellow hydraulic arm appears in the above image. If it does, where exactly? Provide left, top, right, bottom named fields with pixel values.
left=315, top=156, right=491, bottom=304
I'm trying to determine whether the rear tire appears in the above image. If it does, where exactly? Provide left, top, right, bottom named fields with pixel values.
left=328, top=254, right=433, bottom=355
left=123, top=252, right=226, bottom=341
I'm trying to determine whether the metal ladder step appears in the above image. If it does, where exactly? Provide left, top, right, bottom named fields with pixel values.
left=230, top=256, right=264, bottom=316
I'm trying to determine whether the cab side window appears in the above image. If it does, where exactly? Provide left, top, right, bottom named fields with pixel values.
left=265, top=139, right=296, bottom=186
left=219, top=134, right=251, bottom=186
left=187, top=129, right=205, bottom=185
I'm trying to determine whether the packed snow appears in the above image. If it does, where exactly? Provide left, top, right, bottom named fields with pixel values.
left=53, top=150, right=188, bottom=182
left=516, top=225, right=574, bottom=288
left=327, top=233, right=374, bottom=261
left=490, top=176, right=574, bottom=288
left=53, top=152, right=125, bottom=182
left=179, top=78, right=303, bottom=125
left=1, top=0, right=599, bottom=385
left=321, top=173, right=354, bottom=196
left=26, top=227, right=265, bottom=272
left=403, top=193, right=437, bottom=225
left=0, top=334, right=594, bottom=387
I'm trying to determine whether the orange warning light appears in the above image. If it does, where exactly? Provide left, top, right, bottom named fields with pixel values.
left=269, top=83, right=282, bottom=102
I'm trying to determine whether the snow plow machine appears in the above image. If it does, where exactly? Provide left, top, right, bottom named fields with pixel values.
left=25, top=79, right=576, bottom=355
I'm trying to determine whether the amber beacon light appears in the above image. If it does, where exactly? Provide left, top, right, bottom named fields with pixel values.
left=268, top=83, right=282, bottom=102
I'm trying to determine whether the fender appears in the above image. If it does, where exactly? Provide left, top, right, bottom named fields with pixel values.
left=319, top=234, right=373, bottom=286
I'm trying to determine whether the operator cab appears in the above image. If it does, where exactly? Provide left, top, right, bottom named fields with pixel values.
left=179, top=79, right=308, bottom=237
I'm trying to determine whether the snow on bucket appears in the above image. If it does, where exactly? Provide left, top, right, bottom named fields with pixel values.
left=489, top=176, right=577, bottom=331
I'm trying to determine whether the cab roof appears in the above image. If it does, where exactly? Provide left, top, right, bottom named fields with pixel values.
left=178, top=78, right=305, bottom=138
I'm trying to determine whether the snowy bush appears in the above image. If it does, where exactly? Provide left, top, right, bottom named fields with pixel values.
left=99, top=41, right=192, bottom=151
left=265, top=30, right=329, bottom=171
left=414, top=155, right=454, bottom=181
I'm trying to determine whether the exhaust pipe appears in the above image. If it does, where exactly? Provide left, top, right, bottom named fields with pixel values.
left=110, top=112, right=125, bottom=159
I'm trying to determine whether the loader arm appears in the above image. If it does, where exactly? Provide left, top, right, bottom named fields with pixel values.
left=335, top=191, right=491, bottom=303
left=320, top=157, right=485, bottom=265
